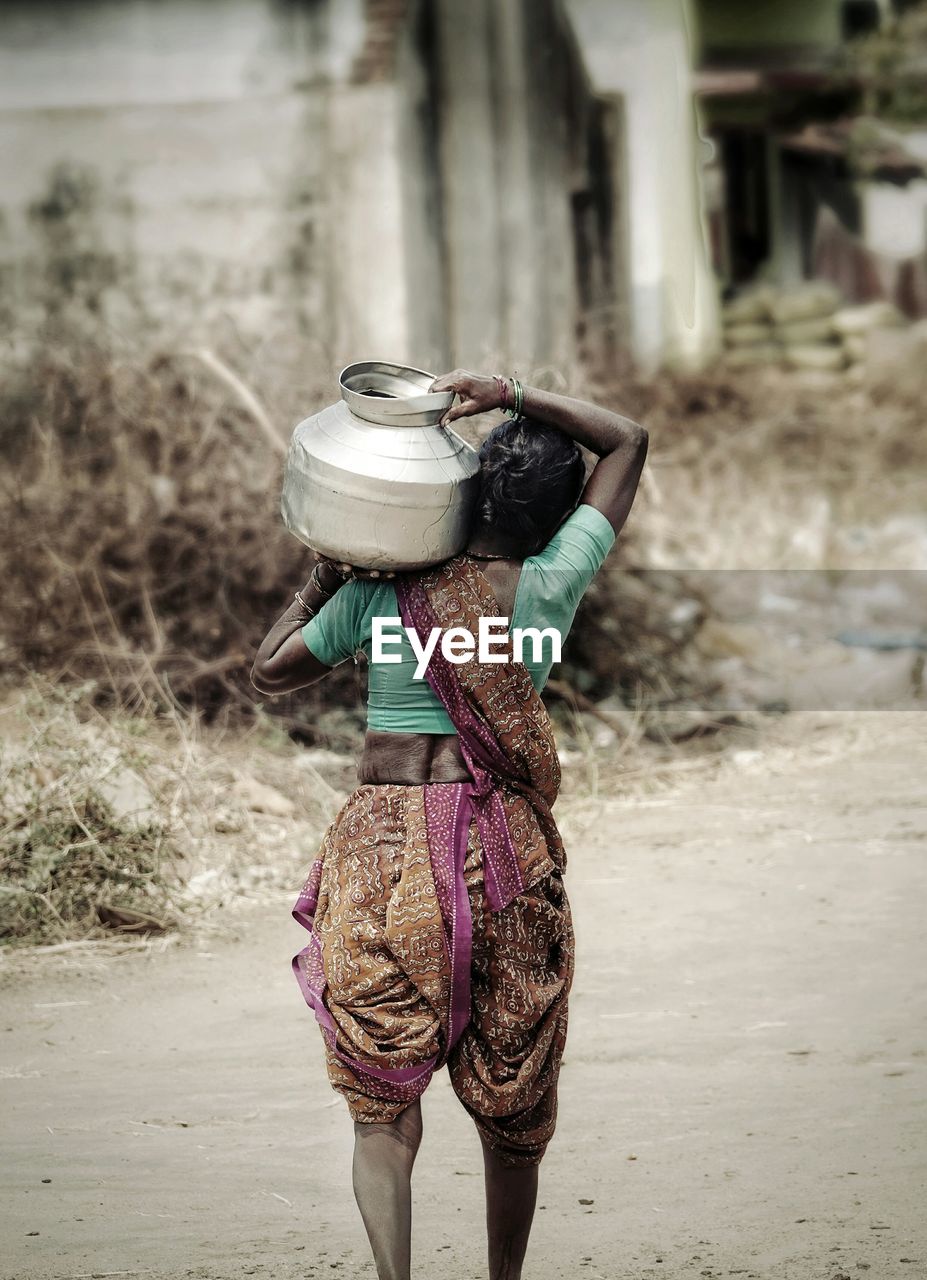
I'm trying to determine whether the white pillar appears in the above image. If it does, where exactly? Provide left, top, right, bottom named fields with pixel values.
left=327, top=83, right=411, bottom=365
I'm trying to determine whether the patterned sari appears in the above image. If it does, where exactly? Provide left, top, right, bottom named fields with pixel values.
left=291, top=555, right=574, bottom=1164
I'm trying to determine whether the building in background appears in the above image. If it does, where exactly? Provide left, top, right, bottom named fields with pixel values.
left=694, top=0, right=927, bottom=317
left=0, top=0, right=924, bottom=374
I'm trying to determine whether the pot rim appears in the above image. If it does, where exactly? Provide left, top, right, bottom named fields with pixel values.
left=339, top=360, right=455, bottom=427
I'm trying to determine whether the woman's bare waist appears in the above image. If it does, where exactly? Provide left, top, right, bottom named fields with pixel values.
left=358, top=731, right=470, bottom=785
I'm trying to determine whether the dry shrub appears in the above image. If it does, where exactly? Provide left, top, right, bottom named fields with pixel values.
left=2, top=331, right=922, bottom=729
left=1, top=789, right=178, bottom=945
left=0, top=337, right=359, bottom=724
left=551, top=357, right=927, bottom=707
left=0, top=674, right=348, bottom=947
left=0, top=332, right=711, bottom=725
left=592, top=363, right=927, bottom=571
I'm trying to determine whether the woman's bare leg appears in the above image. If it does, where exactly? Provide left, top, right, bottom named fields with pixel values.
left=481, top=1138, right=540, bottom=1280
left=351, top=1098, right=423, bottom=1280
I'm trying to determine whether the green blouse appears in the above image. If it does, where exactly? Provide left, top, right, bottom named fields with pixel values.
left=301, top=502, right=616, bottom=734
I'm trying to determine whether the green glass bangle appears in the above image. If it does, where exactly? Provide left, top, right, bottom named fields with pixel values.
left=506, top=376, right=524, bottom=419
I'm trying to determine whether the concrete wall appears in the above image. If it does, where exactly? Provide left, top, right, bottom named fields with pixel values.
left=0, top=0, right=718, bottom=377
left=0, top=0, right=412, bottom=365
left=566, top=0, right=721, bottom=369
left=398, top=0, right=607, bottom=374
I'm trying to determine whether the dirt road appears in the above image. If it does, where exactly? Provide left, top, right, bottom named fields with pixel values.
left=3, top=713, right=925, bottom=1280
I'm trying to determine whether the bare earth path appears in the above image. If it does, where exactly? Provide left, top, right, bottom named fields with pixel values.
left=3, top=713, right=925, bottom=1280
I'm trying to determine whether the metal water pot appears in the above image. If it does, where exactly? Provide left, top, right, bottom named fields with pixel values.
left=281, top=361, right=480, bottom=570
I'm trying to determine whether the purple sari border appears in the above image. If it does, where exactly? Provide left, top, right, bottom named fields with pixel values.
left=395, top=572, right=527, bottom=915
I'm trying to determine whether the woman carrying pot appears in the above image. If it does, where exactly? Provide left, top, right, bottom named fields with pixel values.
left=252, top=370, right=647, bottom=1280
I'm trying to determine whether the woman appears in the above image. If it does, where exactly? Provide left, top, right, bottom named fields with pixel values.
left=252, top=370, right=647, bottom=1280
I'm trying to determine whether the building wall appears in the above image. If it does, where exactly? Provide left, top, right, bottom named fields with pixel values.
left=0, top=0, right=413, bottom=364
left=0, top=0, right=715, bottom=377
left=0, top=0, right=625, bottom=376
left=397, top=0, right=616, bottom=375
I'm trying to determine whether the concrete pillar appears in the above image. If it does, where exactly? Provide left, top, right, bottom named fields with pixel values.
left=520, top=0, right=577, bottom=372
left=600, top=92, right=633, bottom=365
left=396, top=0, right=450, bottom=373
left=433, top=0, right=503, bottom=367
left=432, top=0, right=580, bottom=371
left=492, top=0, right=539, bottom=368
left=326, top=83, right=410, bottom=365
left=564, top=0, right=722, bottom=370
left=643, top=0, right=721, bottom=369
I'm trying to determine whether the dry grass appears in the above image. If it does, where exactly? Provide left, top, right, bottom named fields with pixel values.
left=3, top=306, right=922, bottom=952
left=1, top=679, right=180, bottom=944
left=0, top=668, right=742, bottom=953
left=0, top=336, right=359, bottom=722
left=593, top=362, right=927, bottom=571
left=1, top=329, right=923, bottom=732
left=0, top=675, right=343, bottom=948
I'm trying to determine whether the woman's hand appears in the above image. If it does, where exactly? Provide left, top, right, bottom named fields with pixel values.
left=314, top=556, right=353, bottom=589
left=430, top=369, right=504, bottom=425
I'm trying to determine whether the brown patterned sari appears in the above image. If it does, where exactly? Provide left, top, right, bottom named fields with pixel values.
left=291, top=555, right=574, bottom=1165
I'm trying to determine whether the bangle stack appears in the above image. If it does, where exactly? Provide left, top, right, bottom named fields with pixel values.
left=310, top=564, right=338, bottom=598
left=507, top=376, right=524, bottom=420
left=493, top=374, right=524, bottom=420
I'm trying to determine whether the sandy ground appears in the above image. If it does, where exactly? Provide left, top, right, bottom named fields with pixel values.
left=2, top=712, right=925, bottom=1280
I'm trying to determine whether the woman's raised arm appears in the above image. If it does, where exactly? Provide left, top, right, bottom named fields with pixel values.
left=250, top=558, right=346, bottom=695
left=431, top=370, right=648, bottom=536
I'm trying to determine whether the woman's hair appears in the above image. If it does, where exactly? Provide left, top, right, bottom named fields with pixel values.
left=476, top=416, right=586, bottom=555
